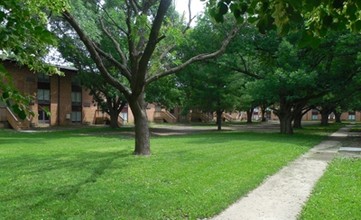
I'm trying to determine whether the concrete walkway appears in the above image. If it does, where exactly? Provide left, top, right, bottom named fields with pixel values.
left=211, top=126, right=349, bottom=220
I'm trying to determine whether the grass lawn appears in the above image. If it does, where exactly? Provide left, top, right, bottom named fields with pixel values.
left=299, top=157, right=361, bottom=219
left=0, top=125, right=340, bottom=219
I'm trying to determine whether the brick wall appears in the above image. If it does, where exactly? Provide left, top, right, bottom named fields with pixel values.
left=3, top=60, right=37, bottom=126
left=2, top=60, right=98, bottom=127
left=57, top=71, right=72, bottom=126
left=82, top=88, right=97, bottom=124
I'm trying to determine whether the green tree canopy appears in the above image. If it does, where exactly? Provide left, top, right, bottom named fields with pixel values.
left=207, top=0, right=361, bottom=36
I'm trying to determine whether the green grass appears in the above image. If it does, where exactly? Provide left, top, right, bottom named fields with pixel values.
left=0, top=125, right=339, bottom=219
left=299, top=157, right=361, bottom=219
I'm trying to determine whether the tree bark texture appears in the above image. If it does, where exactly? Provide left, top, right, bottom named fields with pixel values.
left=279, top=113, right=294, bottom=134
left=129, top=93, right=151, bottom=155
left=277, top=100, right=294, bottom=134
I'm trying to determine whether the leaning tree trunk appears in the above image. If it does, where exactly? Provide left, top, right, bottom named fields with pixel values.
left=246, top=108, right=254, bottom=124
left=129, top=93, right=151, bottom=155
left=216, top=109, right=223, bottom=131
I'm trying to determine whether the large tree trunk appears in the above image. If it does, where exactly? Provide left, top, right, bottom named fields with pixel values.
left=216, top=110, right=223, bottom=131
left=277, top=100, right=294, bottom=134
left=320, top=108, right=331, bottom=126
left=129, top=93, right=151, bottom=155
left=334, top=112, right=342, bottom=123
left=293, top=113, right=302, bottom=129
left=279, top=113, right=294, bottom=134
left=246, top=108, right=254, bottom=124
left=320, top=112, right=329, bottom=126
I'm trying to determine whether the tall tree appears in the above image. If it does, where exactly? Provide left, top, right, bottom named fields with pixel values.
left=244, top=35, right=328, bottom=134
left=176, top=14, right=243, bottom=130
left=58, top=0, right=239, bottom=155
left=310, top=32, right=361, bottom=125
left=179, top=62, right=241, bottom=130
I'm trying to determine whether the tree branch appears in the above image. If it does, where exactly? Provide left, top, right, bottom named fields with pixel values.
left=62, top=10, right=132, bottom=98
left=92, top=44, right=132, bottom=81
left=128, top=0, right=139, bottom=14
left=226, top=65, right=263, bottom=79
left=182, top=0, right=196, bottom=33
left=136, top=0, right=172, bottom=94
left=99, top=19, right=128, bottom=66
left=125, top=1, right=138, bottom=75
left=146, top=25, right=241, bottom=85
left=102, top=7, right=129, bottom=36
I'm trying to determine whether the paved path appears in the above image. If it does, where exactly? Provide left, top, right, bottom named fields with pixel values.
left=211, top=126, right=349, bottom=220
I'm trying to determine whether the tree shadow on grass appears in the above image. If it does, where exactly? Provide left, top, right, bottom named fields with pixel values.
left=0, top=150, right=130, bottom=217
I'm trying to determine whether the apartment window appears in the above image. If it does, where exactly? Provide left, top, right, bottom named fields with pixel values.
left=37, top=89, right=50, bottom=103
left=71, top=111, right=82, bottom=123
left=71, top=91, right=81, bottom=105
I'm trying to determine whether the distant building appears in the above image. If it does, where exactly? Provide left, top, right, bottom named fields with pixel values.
left=0, top=60, right=97, bottom=129
left=0, top=60, right=178, bottom=129
left=302, top=110, right=361, bottom=121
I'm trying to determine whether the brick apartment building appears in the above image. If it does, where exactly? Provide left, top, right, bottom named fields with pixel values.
left=0, top=60, right=178, bottom=129
left=0, top=60, right=98, bottom=128
left=250, top=108, right=361, bottom=122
